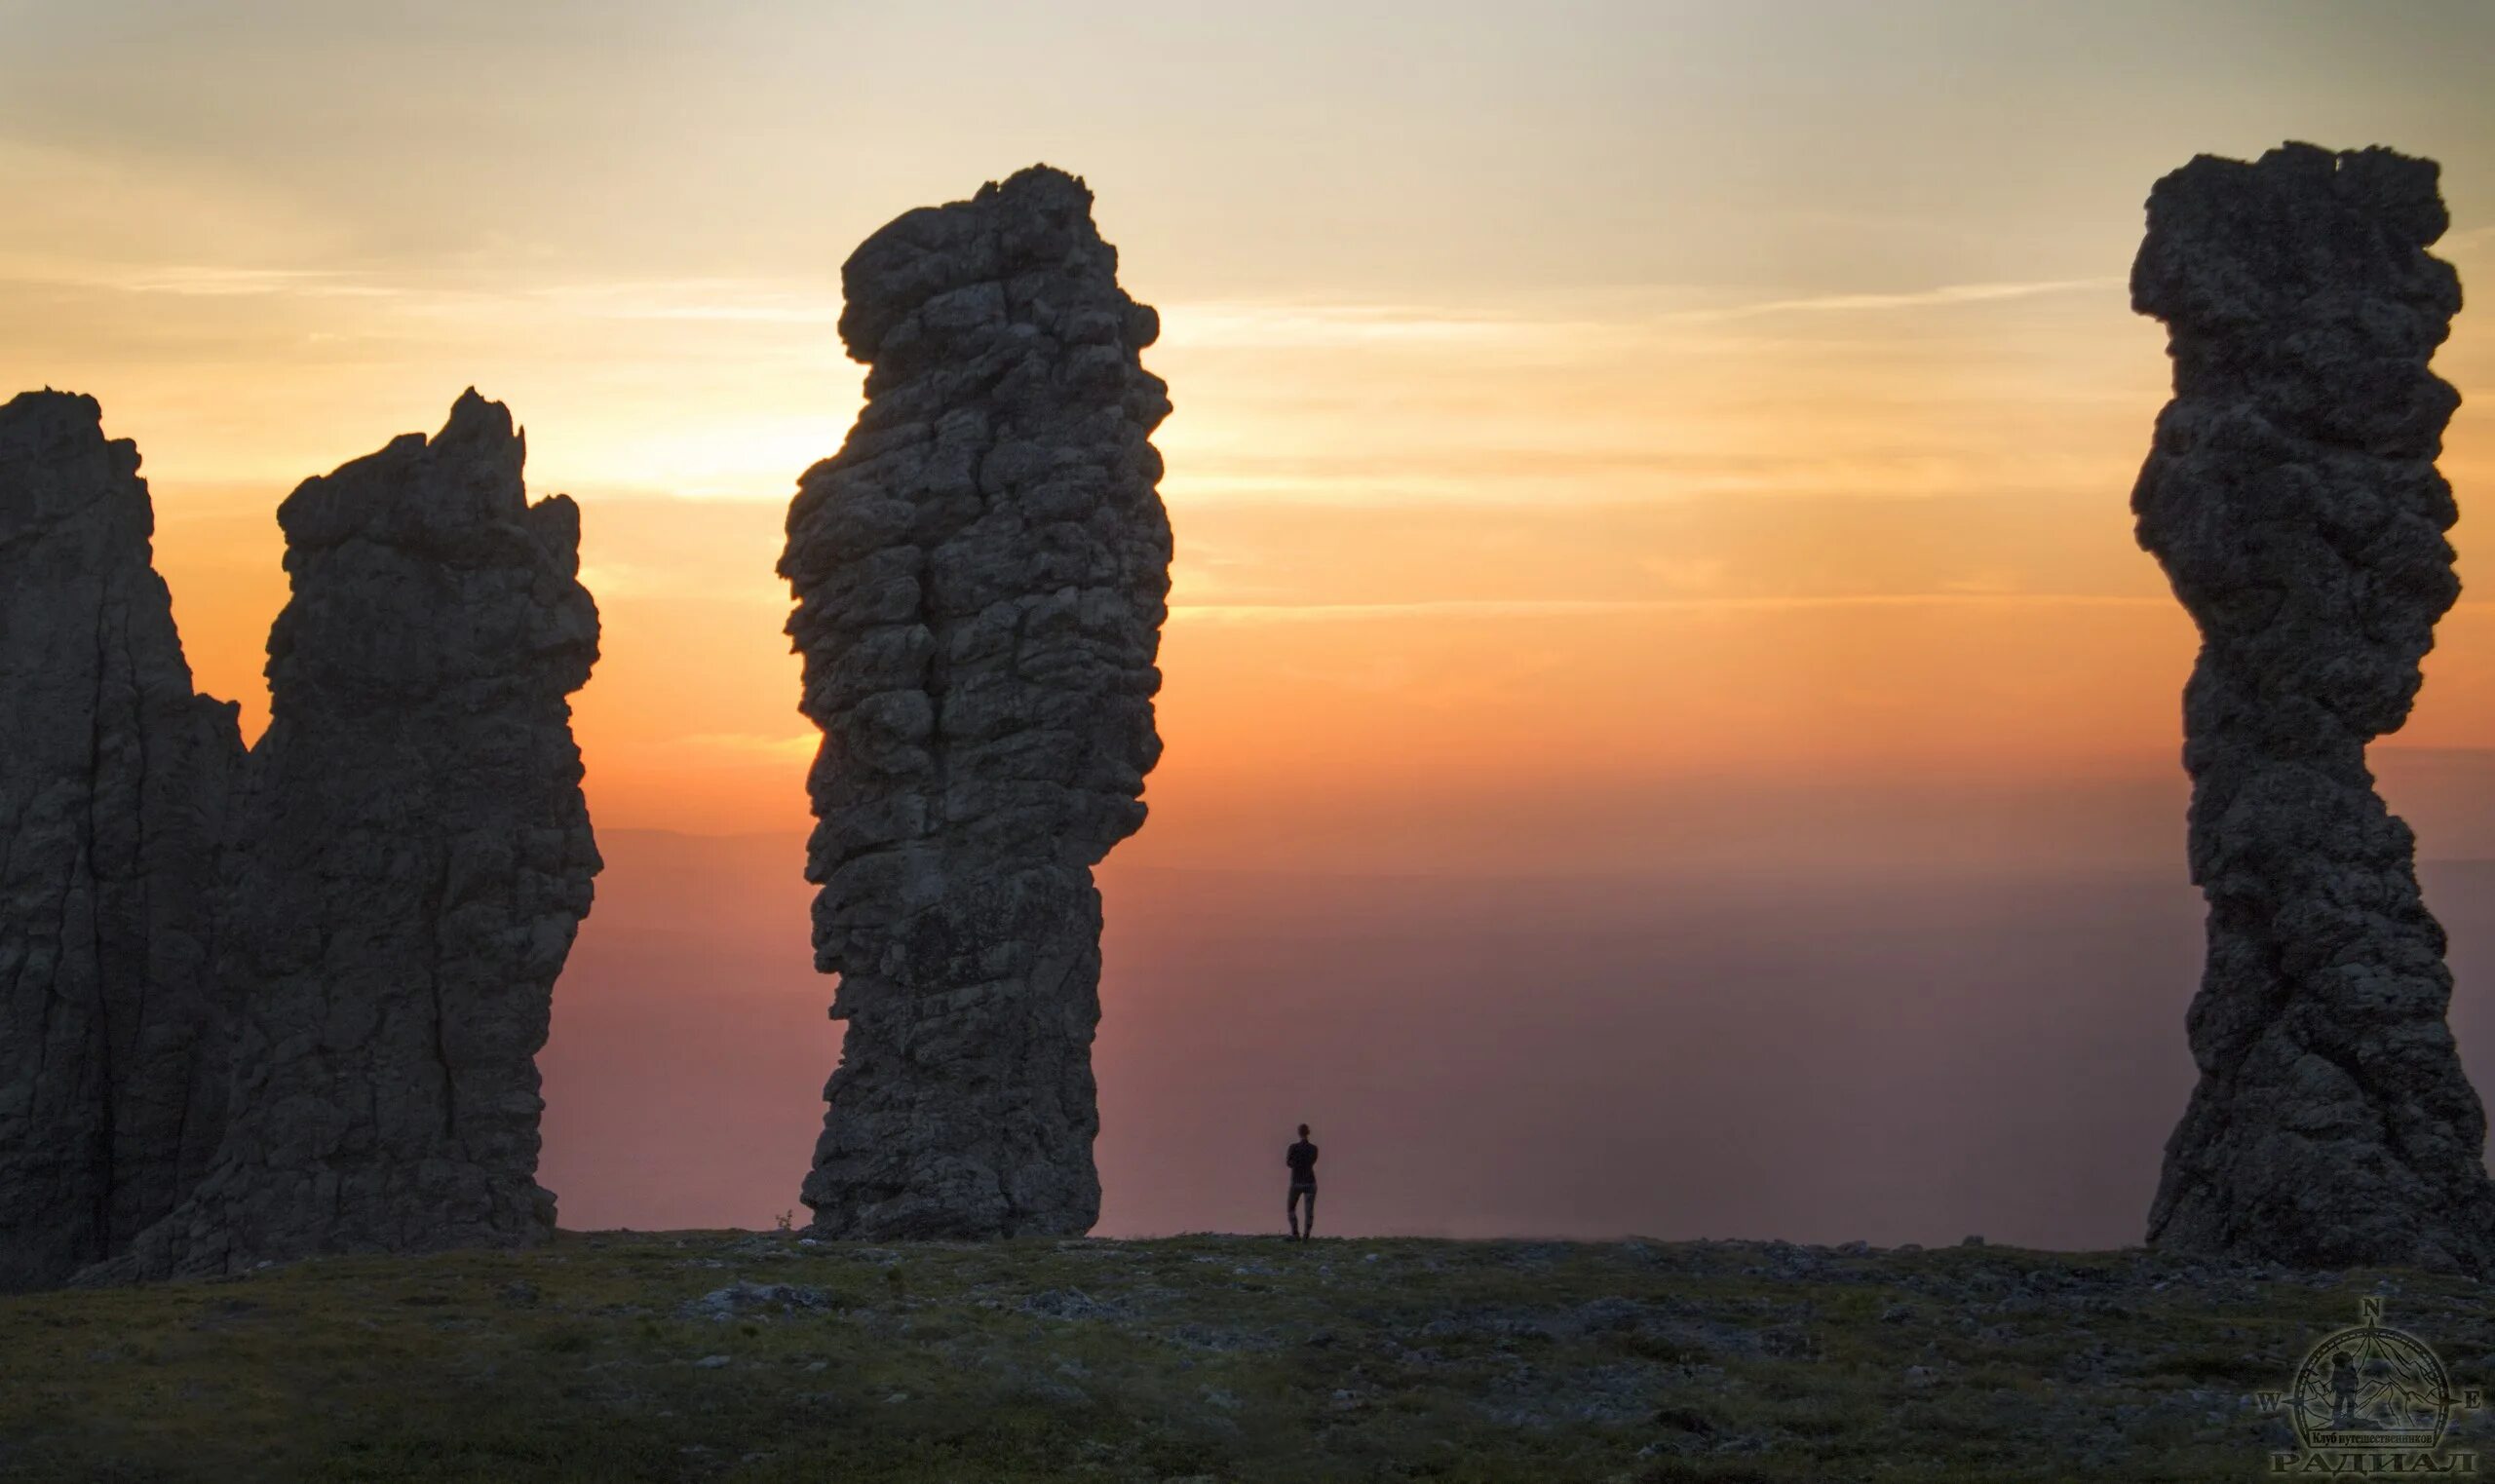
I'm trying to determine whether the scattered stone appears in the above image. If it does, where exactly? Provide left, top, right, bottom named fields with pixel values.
left=2131, top=142, right=2495, bottom=1275
left=685, top=1281, right=833, bottom=1320
left=781, top=165, right=1172, bottom=1239
left=1020, top=1288, right=1126, bottom=1322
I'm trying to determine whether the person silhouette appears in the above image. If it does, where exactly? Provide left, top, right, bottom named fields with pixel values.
left=1286, top=1123, right=1319, bottom=1240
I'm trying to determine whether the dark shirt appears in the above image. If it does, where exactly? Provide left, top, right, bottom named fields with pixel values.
left=1286, top=1140, right=1319, bottom=1186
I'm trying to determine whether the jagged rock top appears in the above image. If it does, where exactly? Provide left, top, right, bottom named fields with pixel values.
left=279, top=388, right=584, bottom=560
left=0, top=391, right=149, bottom=542
left=2131, top=143, right=2462, bottom=745
left=268, top=389, right=596, bottom=709
left=2132, top=143, right=2460, bottom=458
left=831, top=165, right=1163, bottom=372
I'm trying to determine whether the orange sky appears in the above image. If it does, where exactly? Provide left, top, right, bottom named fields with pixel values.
left=8, top=6, right=2492, bottom=880
left=119, top=264, right=2495, bottom=874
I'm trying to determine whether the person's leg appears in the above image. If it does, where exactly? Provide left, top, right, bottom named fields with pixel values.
left=1286, top=1187, right=1302, bottom=1238
left=1303, top=1188, right=1316, bottom=1239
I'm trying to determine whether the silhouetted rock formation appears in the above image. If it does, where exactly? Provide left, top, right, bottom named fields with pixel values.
left=781, top=166, right=1172, bottom=1237
left=0, top=393, right=245, bottom=1291
left=2133, top=143, right=2495, bottom=1273
left=124, top=391, right=600, bottom=1277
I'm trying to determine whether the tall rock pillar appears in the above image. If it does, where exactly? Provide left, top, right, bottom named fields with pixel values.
left=127, top=391, right=601, bottom=1276
left=2133, top=143, right=2495, bottom=1272
left=781, top=167, right=1173, bottom=1237
left=0, top=393, right=243, bottom=1291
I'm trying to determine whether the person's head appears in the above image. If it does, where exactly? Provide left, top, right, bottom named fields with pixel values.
left=1298, top=1123, right=1310, bottom=1138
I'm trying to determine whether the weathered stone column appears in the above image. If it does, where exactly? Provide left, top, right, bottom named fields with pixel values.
left=0, top=393, right=244, bottom=1291
left=782, top=167, right=1173, bottom=1237
left=2133, top=143, right=2495, bottom=1273
left=126, top=391, right=601, bottom=1276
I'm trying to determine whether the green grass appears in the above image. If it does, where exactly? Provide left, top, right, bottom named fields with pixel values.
left=0, top=1232, right=2485, bottom=1481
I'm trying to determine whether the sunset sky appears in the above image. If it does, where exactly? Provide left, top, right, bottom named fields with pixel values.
left=8, top=2, right=2495, bottom=1241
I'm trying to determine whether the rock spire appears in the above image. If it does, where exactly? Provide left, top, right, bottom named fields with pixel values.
left=0, top=392, right=244, bottom=1291
left=781, top=166, right=1173, bottom=1237
left=2132, top=143, right=2495, bottom=1272
left=124, top=391, right=601, bottom=1276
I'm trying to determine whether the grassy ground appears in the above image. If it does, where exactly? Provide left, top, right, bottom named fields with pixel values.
left=0, top=1231, right=2486, bottom=1482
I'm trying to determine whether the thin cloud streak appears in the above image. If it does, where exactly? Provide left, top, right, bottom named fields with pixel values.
left=0, top=247, right=2122, bottom=346
left=0, top=259, right=407, bottom=299
left=1155, top=278, right=2123, bottom=349
left=0, top=256, right=850, bottom=327
left=1171, top=593, right=2169, bottom=624
left=1664, top=277, right=2123, bottom=323
left=1157, top=302, right=1558, bottom=349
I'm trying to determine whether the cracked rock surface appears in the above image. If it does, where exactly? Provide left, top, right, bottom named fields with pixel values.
left=781, top=166, right=1172, bottom=1237
left=2131, top=143, right=2495, bottom=1273
left=125, top=391, right=601, bottom=1277
left=0, top=393, right=244, bottom=1291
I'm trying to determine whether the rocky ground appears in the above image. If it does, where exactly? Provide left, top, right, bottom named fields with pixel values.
left=0, top=1231, right=2485, bottom=1481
